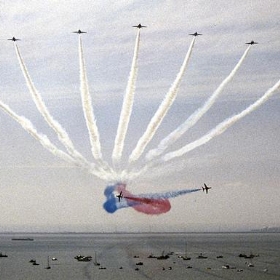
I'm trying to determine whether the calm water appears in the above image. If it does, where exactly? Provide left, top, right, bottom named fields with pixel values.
left=0, top=232, right=279, bottom=280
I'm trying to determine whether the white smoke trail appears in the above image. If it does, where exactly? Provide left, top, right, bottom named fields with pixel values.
left=78, top=36, right=116, bottom=177
left=127, top=78, right=280, bottom=180
left=129, top=37, right=196, bottom=163
left=146, top=46, right=251, bottom=161
left=0, top=100, right=113, bottom=180
left=0, top=101, right=76, bottom=164
left=112, top=29, right=141, bottom=163
left=14, top=43, right=89, bottom=167
left=162, top=78, right=280, bottom=162
left=79, top=36, right=102, bottom=160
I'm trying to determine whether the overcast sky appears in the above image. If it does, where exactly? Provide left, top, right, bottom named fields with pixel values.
left=0, top=0, right=279, bottom=232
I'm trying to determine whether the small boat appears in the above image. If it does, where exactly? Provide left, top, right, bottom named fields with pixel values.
left=45, top=256, right=51, bottom=269
left=181, top=241, right=191, bottom=260
left=157, top=251, right=169, bottom=260
left=197, top=253, right=207, bottom=259
left=74, top=255, right=83, bottom=260
left=0, top=252, right=8, bottom=258
left=12, top=238, right=34, bottom=241
left=78, top=256, right=92, bottom=262
left=239, top=252, right=258, bottom=259
left=75, top=255, right=92, bottom=262
left=222, top=264, right=230, bottom=269
left=93, top=252, right=100, bottom=266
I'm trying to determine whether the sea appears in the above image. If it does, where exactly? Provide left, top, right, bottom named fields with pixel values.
left=0, top=232, right=279, bottom=280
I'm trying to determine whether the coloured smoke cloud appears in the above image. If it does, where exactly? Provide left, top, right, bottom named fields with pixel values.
left=103, top=183, right=200, bottom=215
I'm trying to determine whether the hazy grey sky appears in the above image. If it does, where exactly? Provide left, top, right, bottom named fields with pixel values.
left=0, top=0, right=279, bottom=232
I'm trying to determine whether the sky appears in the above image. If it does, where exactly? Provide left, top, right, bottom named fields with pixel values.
left=0, top=0, right=279, bottom=232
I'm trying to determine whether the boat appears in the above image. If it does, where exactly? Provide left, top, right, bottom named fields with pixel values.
left=0, top=252, right=8, bottom=258
left=222, top=264, right=230, bottom=269
left=75, top=255, right=92, bottom=262
left=181, top=241, right=191, bottom=260
left=238, top=252, right=258, bottom=259
left=93, top=252, right=100, bottom=266
left=45, top=256, right=51, bottom=269
left=197, top=253, right=207, bottom=259
left=12, top=238, right=34, bottom=241
left=157, top=251, right=169, bottom=260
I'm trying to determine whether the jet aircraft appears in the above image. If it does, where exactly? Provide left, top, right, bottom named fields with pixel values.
left=189, top=32, right=202, bottom=36
left=8, top=37, right=20, bottom=41
left=133, top=24, right=147, bottom=29
left=202, top=183, right=211, bottom=194
left=73, top=30, right=87, bottom=34
left=116, top=191, right=123, bottom=202
left=246, top=40, right=258, bottom=45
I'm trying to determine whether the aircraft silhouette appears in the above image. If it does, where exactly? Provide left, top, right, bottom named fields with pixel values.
left=246, top=40, right=258, bottom=45
left=73, top=30, right=87, bottom=34
left=116, top=191, right=123, bottom=202
left=189, top=32, right=202, bottom=36
left=133, top=24, right=147, bottom=29
left=8, top=37, right=20, bottom=41
left=202, top=183, right=211, bottom=194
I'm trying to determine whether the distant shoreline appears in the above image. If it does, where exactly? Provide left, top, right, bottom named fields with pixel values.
left=0, top=229, right=279, bottom=235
